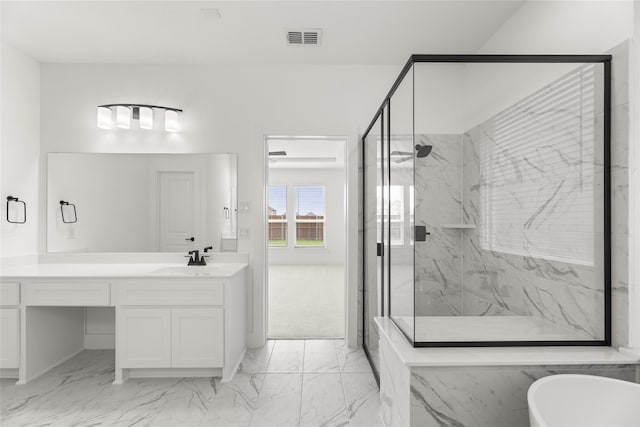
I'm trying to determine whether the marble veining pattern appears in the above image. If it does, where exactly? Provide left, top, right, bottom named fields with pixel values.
left=409, top=365, right=638, bottom=427
left=414, top=134, right=464, bottom=317
left=1, top=341, right=380, bottom=427
left=458, top=47, right=631, bottom=342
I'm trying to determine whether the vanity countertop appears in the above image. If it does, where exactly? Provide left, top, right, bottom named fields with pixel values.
left=0, top=262, right=248, bottom=279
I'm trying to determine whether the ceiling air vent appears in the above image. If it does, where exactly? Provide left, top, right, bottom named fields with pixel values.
left=287, top=29, right=322, bottom=46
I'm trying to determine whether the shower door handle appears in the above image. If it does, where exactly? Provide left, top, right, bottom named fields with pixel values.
left=415, top=226, right=430, bottom=242
left=377, top=243, right=383, bottom=257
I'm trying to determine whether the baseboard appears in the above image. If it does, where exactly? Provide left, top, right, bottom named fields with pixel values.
left=25, top=347, right=84, bottom=383
left=0, top=368, right=19, bottom=379
left=127, top=367, right=222, bottom=379
left=84, top=334, right=115, bottom=349
left=222, top=347, right=246, bottom=383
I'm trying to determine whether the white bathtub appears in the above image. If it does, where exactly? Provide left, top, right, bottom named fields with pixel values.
left=528, top=374, right=640, bottom=427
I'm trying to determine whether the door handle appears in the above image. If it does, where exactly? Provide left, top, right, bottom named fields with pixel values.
left=415, top=226, right=430, bottom=242
left=377, top=242, right=383, bottom=257
left=185, top=237, right=195, bottom=242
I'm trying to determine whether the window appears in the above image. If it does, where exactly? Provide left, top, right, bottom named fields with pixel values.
left=389, top=186, right=404, bottom=246
left=268, top=185, right=287, bottom=247
left=294, top=185, right=325, bottom=247
left=480, top=64, right=598, bottom=266
left=376, top=185, right=409, bottom=246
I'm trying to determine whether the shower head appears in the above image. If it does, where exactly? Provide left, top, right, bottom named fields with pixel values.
left=415, top=144, right=433, bottom=158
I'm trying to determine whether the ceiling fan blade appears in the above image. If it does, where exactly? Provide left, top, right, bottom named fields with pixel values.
left=268, top=151, right=287, bottom=156
left=394, top=156, right=412, bottom=164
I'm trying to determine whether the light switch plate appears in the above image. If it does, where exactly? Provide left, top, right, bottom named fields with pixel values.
left=238, top=201, right=250, bottom=213
left=239, top=228, right=250, bottom=239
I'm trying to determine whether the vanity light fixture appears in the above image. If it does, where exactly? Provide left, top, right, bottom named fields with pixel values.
left=116, top=105, right=131, bottom=129
left=139, top=106, right=153, bottom=129
left=97, top=106, right=112, bottom=129
left=165, top=109, right=178, bottom=132
left=96, top=104, right=182, bottom=132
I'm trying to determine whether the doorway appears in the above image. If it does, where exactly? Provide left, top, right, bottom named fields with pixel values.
left=157, top=171, right=198, bottom=252
left=265, top=136, right=347, bottom=338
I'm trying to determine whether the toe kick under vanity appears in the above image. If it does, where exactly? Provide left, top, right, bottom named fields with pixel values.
left=0, top=253, right=248, bottom=385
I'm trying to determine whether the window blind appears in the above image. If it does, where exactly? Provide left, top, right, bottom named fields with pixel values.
left=479, top=64, right=599, bottom=266
left=295, top=186, right=325, bottom=246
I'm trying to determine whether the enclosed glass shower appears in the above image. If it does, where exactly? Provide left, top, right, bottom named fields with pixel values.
left=362, top=55, right=611, bottom=372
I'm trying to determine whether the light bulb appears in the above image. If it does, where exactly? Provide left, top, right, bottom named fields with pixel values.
left=165, top=109, right=178, bottom=132
left=97, top=106, right=112, bottom=129
left=116, top=106, right=131, bottom=129
left=139, top=107, right=153, bottom=130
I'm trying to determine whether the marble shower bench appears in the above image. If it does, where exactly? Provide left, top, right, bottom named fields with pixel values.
left=375, top=317, right=640, bottom=427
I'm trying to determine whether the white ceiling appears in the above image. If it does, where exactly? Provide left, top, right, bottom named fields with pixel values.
left=1, top=1, right=525, bottom=65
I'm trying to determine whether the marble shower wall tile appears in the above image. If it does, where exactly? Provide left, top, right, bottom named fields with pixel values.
left=462, top=291, right=517, bottom=317
left=608, top=41, right=630, bottom=347
left=379, top=334, right=410, bottom=427
left=409, top=365, right=638, bottom=427
left=460, top=45, right=630, bottom=342
left=414, top=134, right=464, bottom=316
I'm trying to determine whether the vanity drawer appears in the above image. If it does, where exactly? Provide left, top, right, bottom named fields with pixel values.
left=117, top=281, right=224, bottom=306
left=25, top=281, right=110, bottom=306
left=0, top=282, right=20, bottom=306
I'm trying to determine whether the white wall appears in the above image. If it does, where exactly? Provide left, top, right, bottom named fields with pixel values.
left=268, top=167, right=345, bottom=265
left=628, top=1, right=640, bottom=352
left=39, top=63, right=398, bottom=346
left=0, top=43, right=40, bottom=257
left=477, top=1, right=634, bottom=55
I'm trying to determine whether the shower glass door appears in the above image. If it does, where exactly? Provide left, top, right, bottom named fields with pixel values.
left=362, top=109, right=383, bottom=376
left=388, top=65, right=415, bottom=342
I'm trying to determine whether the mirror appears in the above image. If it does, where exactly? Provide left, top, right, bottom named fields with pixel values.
left=47, top=153, right=237, bottom=253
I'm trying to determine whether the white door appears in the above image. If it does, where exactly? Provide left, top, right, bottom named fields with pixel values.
left=159, top=172, right=198, bottom=252
left=0, top=308, right=19, bottom=368
left=171, top=308, right=223, bottom=368
left=118, top=308, right=171, bottom=368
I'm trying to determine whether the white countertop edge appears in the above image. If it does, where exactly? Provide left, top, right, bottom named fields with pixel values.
left=374, top=317, right=640, bottom=368
left=0, top=262, right=248, bottom=280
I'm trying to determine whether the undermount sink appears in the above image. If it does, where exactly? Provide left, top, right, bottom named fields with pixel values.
left=151, top=266, right=221, bottom=276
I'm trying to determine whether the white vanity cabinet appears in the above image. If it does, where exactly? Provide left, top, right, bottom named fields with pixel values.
left=118, top=308, right=172, bottom=368
left=0, top=260, right=247, bottom=384
left=113, top=273, right=245, bottom=383
left=118, top=307, right=224, bottom=369
left=0, top=308, right=20, bottom=369
left=171, top=308, right=224, bottom=368
left=0, top=282, right=20, bottom=370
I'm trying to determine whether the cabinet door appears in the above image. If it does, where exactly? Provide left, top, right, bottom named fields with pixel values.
left=118, top=308, right=171, bottom=368
left=171, top=308, right=223, bottom=368
left=0, top=308, right=19, bottom=368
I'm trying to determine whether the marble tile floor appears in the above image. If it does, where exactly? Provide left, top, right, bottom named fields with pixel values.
left=0, top=340, right=381, bottom=427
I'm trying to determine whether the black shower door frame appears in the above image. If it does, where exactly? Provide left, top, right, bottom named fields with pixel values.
left=361, top=54, right=612, bottom=351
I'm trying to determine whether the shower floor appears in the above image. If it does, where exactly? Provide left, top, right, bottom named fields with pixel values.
left=393, top=315, right=594, bottom=343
